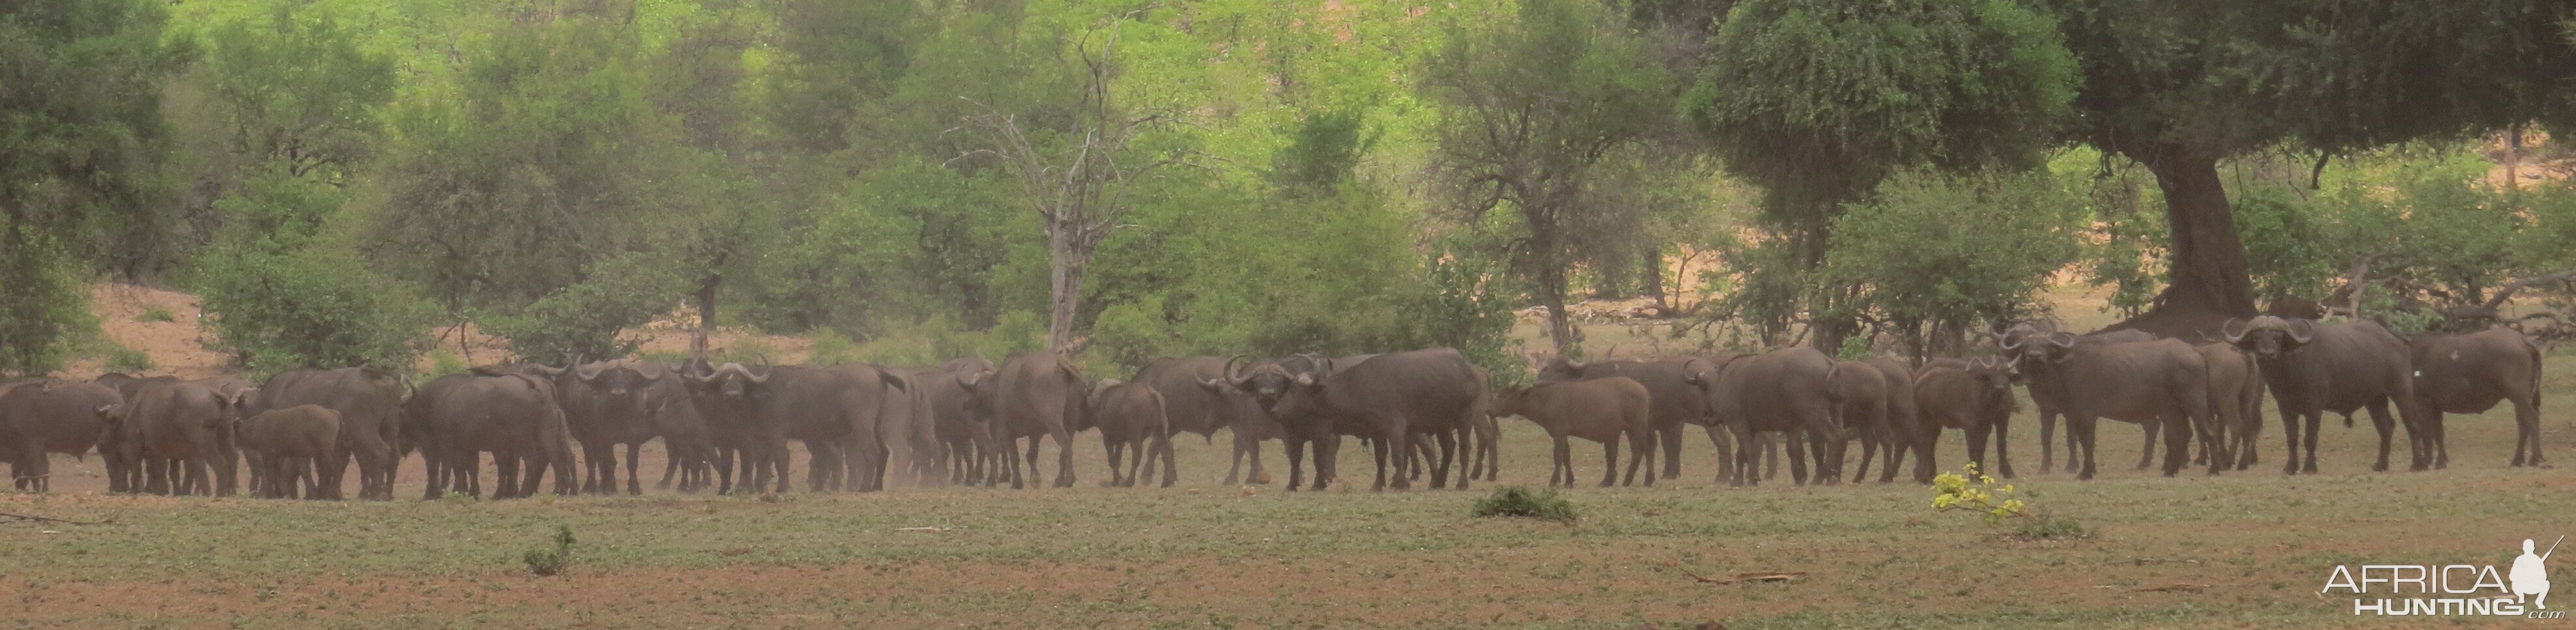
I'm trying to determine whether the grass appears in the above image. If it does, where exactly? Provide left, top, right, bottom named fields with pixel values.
left=1473, top=485, right=1579, bottom=523
left=134, top=306, right=176, bottom=323
left=3, top=351, right=2570, bottom=628
left=102, top=345, right=154, bottom=372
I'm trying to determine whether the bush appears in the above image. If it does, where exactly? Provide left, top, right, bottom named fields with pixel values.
left=104, top=345, right=155, bottom=373
left=806, top=329, right=858, bottom=366
left=1824, top=169, right=2084, bottom=358
left=135, top=307, right=176, bottom=323
left=0, top=238, right=93, bottom=377
left=480, top=253, right=689, bottom=365
left=2013, top=512, right=2089, bottom=541
left=521, top=524, right=576, bottom=577
left=1472, top=486, right=1578, bottom=524
left=196, top=248, right=436, bottom=378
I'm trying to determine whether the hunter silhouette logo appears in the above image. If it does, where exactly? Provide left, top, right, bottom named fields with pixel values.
left=2514, top=537, right=2558, bottom=610
left=2319, top=536, right=2566, bottom=618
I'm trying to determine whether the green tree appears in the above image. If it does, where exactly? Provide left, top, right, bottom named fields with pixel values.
left=1682, top=0, right=2076, bottom=346
left=2045, top=0, right=2573, bottom=328
left=1824, top=169, right=2085, bottom=358
left=1422, top=0, right=1670, bottom=357
left=0, top=0, right=188, bottom=375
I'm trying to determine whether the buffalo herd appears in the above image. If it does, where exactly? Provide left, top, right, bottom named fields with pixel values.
left=0, top=316, right=2549, bottom=498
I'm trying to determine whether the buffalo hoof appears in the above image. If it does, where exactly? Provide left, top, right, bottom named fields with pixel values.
left=2371, top=462, right=2389, bottom=472
left=1250, top=472, right=1272, bottom=485
left=2301, top=462, right=2319, bottom=474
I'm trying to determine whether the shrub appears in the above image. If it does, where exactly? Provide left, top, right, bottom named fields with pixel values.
left=807, top=329, right=857, bottom=366
left=104, top=345, right=155, bottom=373
left=425, top=351, right=469, bottom=379
left=522, top=524, right=575, bottom=577
left=1472, top=486, right=1578, bottom=524
left=1929, top=462, right=2025, bottom=523
left=2013, top=512, right=2089, bottom=541
left=480, top=253, right=688, bottom=365
left=0, top=238, right=93, bottom=377
left=135, top=307, right=176, bottom=323
left=196, top=248, right=436, bottom=378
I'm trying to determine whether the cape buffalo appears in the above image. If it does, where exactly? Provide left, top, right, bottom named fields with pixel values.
left=418, top=371, right=578, bottom=498
left=1538, top=356, right=1727, bottom=481
left=1491, top=377, right=1653, bottom=487
left=2009, top=325, right=2157, bottom=475
left=1086, top=378, right=1175, bottom=487
left=109, top=379, right=251, bottom=496
left=913, top=357, right=997, bottom=485
left=2222, top=316, right=2415, bottom=473
left=2196, top=341, right=2267, bottom=471
left=2405, top=327, right=2543, bottom=468
left=253, top=367, right=408, bottom=500
left=1832, top=360, right=1901, bottom=483
left=1685, top=347, right=1843, bottom=486
left=688, top=362, right=904, bottom=493
left=965, top=352, right=1086, bottom=489
left=0, top=379, right=122, bottom=492
left=1223, top=348, right=1484, bottom=492
left=1912, top=358, right=2015, bottom=480
left=2003, top=328, right=2216, bottom=478
left=1867, top=357, right=1928, bottom=483
left=237, top=405, right=341, bottom=499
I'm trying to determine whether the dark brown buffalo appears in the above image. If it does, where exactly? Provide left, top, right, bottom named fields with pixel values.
left=1183, top=354, right=1305, bottom=485
left=1223, top=348, right=1485, bottom=491
left=418, top=371, right=577, bottom=498
left=1912, top=358, right=2015, bottom=478
left=2197, top=341, right=2267, bottom=471
left=2222, top=316, right=2414, bottom=473
left=966, top=352, right=1086, bottom=489
left=109, top=379, right=250, bottom=496
left=2003, top=327, right=2215, bottom=478
left=2405, top=327, right=2543, bottom=468
left=1538, top=356, right=1726, bottom=481
left=1831, top=360, right=1901, bottom=483
left=238, top=405, right=341, bottom=499
left=1085, top=378, right=1175, bottom=487
left=1492, top=377, right=1653, bottom=487
left=0, top=379, right=122, bottom=492
left=253, top=367, right=408, bottom=500
left=829, top=362, right=912, bottom=492
left=2012, top=326, right=2157, bottom=475
left=686, top=362, right=901, bottom=493
left=1685, top=347, right=1843, bottom=486
left=913, top=357, right=997, bottom=485
left=875, top=367, right=942, bottom=488
left=1865, top=357, right=1927, bottom=483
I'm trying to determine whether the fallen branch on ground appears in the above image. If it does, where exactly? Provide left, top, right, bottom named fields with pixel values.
left=0, top=512, right=109, bottom=526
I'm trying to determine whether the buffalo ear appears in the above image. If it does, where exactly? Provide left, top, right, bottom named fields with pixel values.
left=1292, top=373, right=1316, bottom=387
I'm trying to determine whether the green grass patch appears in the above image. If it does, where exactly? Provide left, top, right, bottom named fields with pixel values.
left=1472, top=485, right=1577, bottom=524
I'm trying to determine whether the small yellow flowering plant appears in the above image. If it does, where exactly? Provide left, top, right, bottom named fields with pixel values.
left=1930, top=462, right=2027, bottom=524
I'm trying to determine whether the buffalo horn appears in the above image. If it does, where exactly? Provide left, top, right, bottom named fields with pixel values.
left=2046, top=332, right=2077, bottom=349
left=1222, top=354, right=1251, bottom=385
left=2287, top=317, right=2317, bottom=345
left=2218, top=318, right=2248, bottom=345
left=744, top=361, right=773, bottom=384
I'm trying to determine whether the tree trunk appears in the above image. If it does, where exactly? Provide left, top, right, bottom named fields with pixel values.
left=694, top=273, right=720, bottom=362
left=1540, top=264, right=1578, bottom=358
left=2134, top=144, right=2258, bottom=318
left=1641, top=245, right=1665, bottom=311
left=1045, top=222, right=1088, bottom=353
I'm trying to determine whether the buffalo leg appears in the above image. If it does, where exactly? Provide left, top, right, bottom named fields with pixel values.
left=624, top=442, right=642, bottom=494
left=1432, top=429, right=1456, bottom=489
left=1549, top=435, right=1569, bottom=487
left=1992, top=413, right=2015, bottom=479
left=1103, top=435, right=1126, bottom=487
left=2364, top=403, right=2401, bottom=473
left=2280, top=410, right=2304, bottom=475
left=2134, top=420, right=2158, bottom=470
left=2037, top=410, right=2057, bottom=475
left=1283, top=436, right=1309, bottom=492
left=1368, top=435, right=1391, bottom=491
left=1624, top=427, right=1653, bottom=487
left=1658, top=421, right=1684, bottom=480
left=1598, top=437, right=1619, bottom=488
left=660, top=444, right=681, bottom=491
left=1785, top=431, right=1813, bottom=485
left=1703, top=423, right=1734, bottom=484
left=2512, top=392, right=2539, bottom=467
left=2073, top=416, right=2100, bottom=480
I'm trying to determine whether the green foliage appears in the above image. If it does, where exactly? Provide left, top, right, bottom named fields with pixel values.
left=196, top=246, right=436, bottom=377
left=1688, top=0, right=2076, bottom=219
left=480, top=253, right=690, bottom=365
left=806, top=330, right=858, bottom=367
left=135, top=308, right=176, bottom=324
left=103, top=345, right=155, bottom=373
left=0, top=0, right=187, bottom=373
left=2013, top=512, right=2090, bottom=541
left=1824, top=169, right=2085, bottom=356
left=1471, top=486, right=1578, bottom=524
left=425, top=350, right=468, bottom=379
left=521, top=524, right=574, bottom=577
left=1929, top=463, right=2026, bottom=524
left=0, top=240, right=94, bottom=377
left=1422, top=0, right=1670, bottom=354
left=191, top=1, right=394, bottom=182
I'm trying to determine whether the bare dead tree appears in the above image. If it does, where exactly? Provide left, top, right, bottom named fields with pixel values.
left=955, top=14, right=1176, bottom=352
